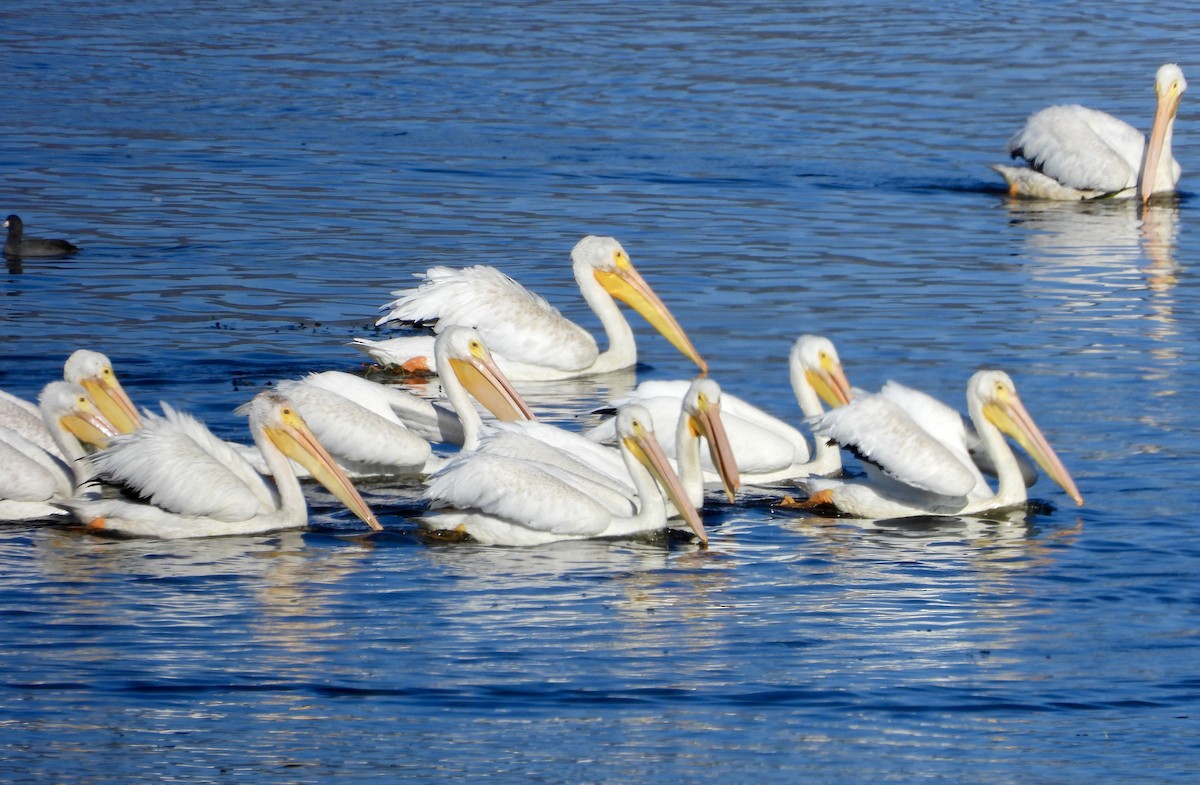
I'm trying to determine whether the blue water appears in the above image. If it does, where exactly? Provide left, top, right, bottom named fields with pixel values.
left=2, top=1, right=1199, bottom=782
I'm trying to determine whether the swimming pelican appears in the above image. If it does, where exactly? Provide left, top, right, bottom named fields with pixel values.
left=992, top=64, right=1187, bottom=202
left=422, top=404, right=707, bottom=546
left=799, top=370, right=1083, bottom=518
left=0, top=382, right=119, bottom=521
left=269, top=329, right=533, bottom=478
left=874, top=379, right=1038, bottom=487
left=62, top=349, right=142, bottom=434
left=353, top=235, right=707, bottom=381
left=477, top=376, right=740, bottom=516
left=587, top=335, right=852, bottom=484
left=0, top=350, right=140, bottom=458
left=63, top=390, right=382, bottom=539
left=0, top=387, right=62, bottom=458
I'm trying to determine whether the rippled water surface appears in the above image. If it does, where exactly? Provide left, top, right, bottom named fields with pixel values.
left=3, top=1, right=1200, bottom=782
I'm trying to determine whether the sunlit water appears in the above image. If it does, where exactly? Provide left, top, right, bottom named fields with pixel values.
left=2, top=1, right=1199, bottom=782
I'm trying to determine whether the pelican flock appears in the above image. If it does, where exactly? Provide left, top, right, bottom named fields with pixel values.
left=470, top=376, right=740, bottom=521
left=993, top=63, right=1187, bottom=202
left=585, top=335, right=853, bottom=484
left=422, top=404, right=709, bottom=546
left=10, top=181, right=1093, bottom=540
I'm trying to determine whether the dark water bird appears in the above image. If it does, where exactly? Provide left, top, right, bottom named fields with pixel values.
left=3, top=214, right=79, bottom=258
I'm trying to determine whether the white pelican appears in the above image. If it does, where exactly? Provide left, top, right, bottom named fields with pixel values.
left=475, top=376, right=740, bottom=517
left=0, top=382, right=119, bottom=521
left=799, top=370, right=1083, bottom=519
left=63, top=390, right=382, bottom=539
left=874, top=379, right=1038, bottom=488
left=353, top=235, right=707, bottom=381
left=427, top=325, right=537, bottom=450
left=0, top=387, right=61, bottom=458
left=587, top=335, right=852, bottom=484
left=62, top=349, right=142, bottom=434
left=268, top=329, right=533, bottom=478
left=992, top=64, right=1187, bottom=202
left=421, top=404, right=707, bottom=547
left=0, top=350, right=140, bottom=458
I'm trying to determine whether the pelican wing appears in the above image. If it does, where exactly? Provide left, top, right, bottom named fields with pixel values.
left=878, top=381, right=973, bottom=457
left=300, top=371, right=462, bottom=444
left=425, top=452, right=617, bottom=536
left=87, top=405, right=275, bottom=521
left=880, top=381, right=1037, bottom=487
left=0, top=429, right=68, bottom=502
left=809, top=394, right=977, bottom=498
left=1008, top=105, right=1144, bottom=193
left=378, top=266, right=599, bottom=371
left=495, top=421, right=631, bottom=486
left=274, top=378, right=431, bottom=475
left=0, top=389, right=61, bottom=457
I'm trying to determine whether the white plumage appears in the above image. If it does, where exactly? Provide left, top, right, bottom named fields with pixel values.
left=0, top=382, right=119, bottom=521
left=62, top=349, right=142, bottom=434
left=993, top=64, right=1186, bottom=201
left=353, top=235, right=707, bottom=381
left=587, top=335, right=852, bottom=484
left=800, top=370, right=1083, bottom=518
left=63, top=390, right=381, bottom=539
left=476, top=376, right=740, bottom=516
left=421, top=404, right=707, bottom=547
left=272, top=372, right=442, bottom=478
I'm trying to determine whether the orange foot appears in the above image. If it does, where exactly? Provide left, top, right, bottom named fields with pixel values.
left=777, top=490, right=835, bottom=509
left=401, top=356, right=432, bottom=374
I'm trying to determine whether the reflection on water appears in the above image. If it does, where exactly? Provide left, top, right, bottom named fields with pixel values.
left=1000, top=197, right=1188, bottom=459
left=1003, top=198, right=1179, bottom=310
left=3, top=0, right=1200, bottom=782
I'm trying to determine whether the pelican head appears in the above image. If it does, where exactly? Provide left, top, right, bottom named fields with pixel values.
left=970, top=370, right=1083, bottom=506
left=38, top=381, right=121, bottom=450
left=435, top=325, right=536, bottom=422
left=63, top=350, right=142, bottom=434
left=1141, top=63, right=1187, bottom=203
left=792, top=335, right=853, bottom=408
left=681, top=377, right=740, bottom=502
left=573, top=235, right=708, bottom=375
left=617, top=403, right=708, bottom=546
left=238, top=391, right=382, bottom=531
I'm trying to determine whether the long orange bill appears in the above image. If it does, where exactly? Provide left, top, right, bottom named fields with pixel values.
left=692, top=398, right=740, bottom=502
left=625, top=425, right=708, bottom=546
left=595, top=262, right=708, bottom=375
left=985, top=395, right=1083, bottom=506
left=268, top=411, right=383, bottom=531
